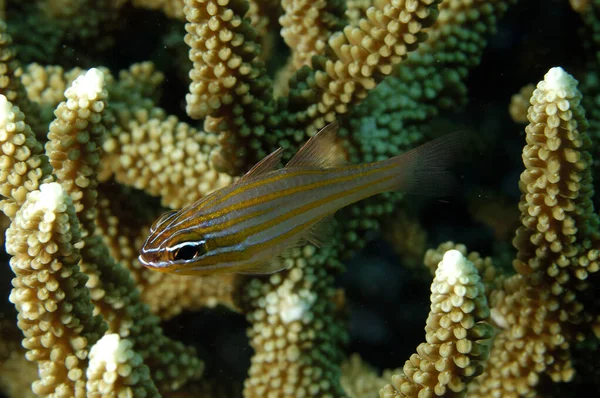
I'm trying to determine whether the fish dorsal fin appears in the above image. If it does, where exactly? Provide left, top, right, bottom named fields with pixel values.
left=237, top=147, right=284, bottom=183
left=286, top=122, right=346, bottom=169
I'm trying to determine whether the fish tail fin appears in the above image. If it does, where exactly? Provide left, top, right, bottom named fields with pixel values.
left=389, top=131, right=467, bottom=197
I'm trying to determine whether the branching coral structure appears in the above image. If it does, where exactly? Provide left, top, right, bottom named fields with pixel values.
left=467, top=67, right=600, bottom=397
left=380, top=250, right=493, bottom=397
left=0, top=1, right=599, bottom=398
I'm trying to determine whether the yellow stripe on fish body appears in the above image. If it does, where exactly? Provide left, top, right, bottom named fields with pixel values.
left=139, top=123, right=462, bottom=275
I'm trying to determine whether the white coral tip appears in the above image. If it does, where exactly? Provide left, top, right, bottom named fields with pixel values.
left=544, top=67, right=576, bottom=92
left=72, top=68, right=105, bottom=100
left=438, top=249, right=470, bottom=283
left=89, top=333, right=128, bottom=367
left=0, top=95, right=12, bottom=127
left=34, top=183, right=67, bottom=213
left=280, top=294, right=312, bottom=324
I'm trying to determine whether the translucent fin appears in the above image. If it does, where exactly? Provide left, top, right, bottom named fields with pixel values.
left=237, top=227, right=319, bottom=274
left=306, top=215, right=335, bottom=247
left=237, top=256, right=288, bottom=275
left=285, top=121, right=346, bottom=169
left=392, top=131, right=468, bottom=197
left=237, top=147, right=284, bottom=183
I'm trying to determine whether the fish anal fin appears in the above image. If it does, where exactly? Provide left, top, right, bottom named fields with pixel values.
left=285, top=121, right=347, bottom=169
left=237, top=147, right=284, bottom=183
left=305, top=215, right=335, bottom=247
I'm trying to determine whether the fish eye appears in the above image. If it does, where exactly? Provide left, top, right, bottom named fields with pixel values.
left=171, top=241, right=207, bottom=262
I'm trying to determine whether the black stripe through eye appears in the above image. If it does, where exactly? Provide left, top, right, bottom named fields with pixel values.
left=171, top=241, right=207, bottom=261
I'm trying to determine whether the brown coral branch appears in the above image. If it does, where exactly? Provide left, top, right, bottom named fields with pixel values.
left=380, top=250, right=493, bottom=398
left=43, top=68, right=205, bottom=393
left=5, top=182, right=108, bottom=396
left=183, top=0, right=442, bottom=174
left=240, top=245, right=348, bottom=397
left=468, top=67, right=600, bottom=397
left=308, top=0, right=441, bottom=132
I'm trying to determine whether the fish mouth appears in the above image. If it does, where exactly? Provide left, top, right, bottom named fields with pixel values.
left=138, top=254, right=151, bottom=267
left=138, top=250, right=191, bottom=273
left=138, top=253, right=171, bottom=272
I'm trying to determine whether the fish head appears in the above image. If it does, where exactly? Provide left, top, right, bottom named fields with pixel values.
left=138, top=208, right=212, bottom=274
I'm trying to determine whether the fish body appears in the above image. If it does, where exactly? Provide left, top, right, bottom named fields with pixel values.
left=139, top=123, right=460, bottom=275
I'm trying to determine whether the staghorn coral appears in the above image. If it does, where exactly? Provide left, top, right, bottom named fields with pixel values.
left=0, top=21, right=45, bottom=140
left=424, top=242, right=504, bottom=297
left=183, top=0, right=441, bottom=174
left=240, top=244, right=348, bottom=397
left=467, top=67, right=600, bottom=397
left=274, top=0, right=346, bottom=96
left=509, top=84, right=536, bottom=124
left=3, top=1, right=600, bottom=397
left=1, top=63, right=204, bottom=395
left=341, top=354, right=400, bottom=398
left=279, top=0, right=346, bottom=70
left=380, top=250, right=493, bottom=398
left=86, top=333, right=160, bottom=397
left=45, top=68, right=204, bottom=393
left=5, top=182, right=107, bottom=396
left=513, top=67, right=599, bottom=319
left=6, top=1, right=124, bottom=67
left=342, top=247, right=496, bottom=398
left=102, top=109, right=234, bottom=209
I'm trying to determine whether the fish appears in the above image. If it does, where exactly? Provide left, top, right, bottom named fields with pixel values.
left=138, top=123, right=462, bottom=275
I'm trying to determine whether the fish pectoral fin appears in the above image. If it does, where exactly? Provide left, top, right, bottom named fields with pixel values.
left=237, top=232, right=318, bottom=275
left=285, top=121, right=347, bottom=169
left=237, top=147, right=284, bottom=183
left=237, top=256, right=288, bottom=275
left=237, top=220, right=334, bottom=275
left=306, top=215, right=335, bottom=247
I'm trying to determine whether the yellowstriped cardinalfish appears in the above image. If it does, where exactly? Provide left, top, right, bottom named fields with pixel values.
left=139, top=123, right=462, bottom=275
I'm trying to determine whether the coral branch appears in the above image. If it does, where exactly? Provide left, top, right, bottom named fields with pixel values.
left=513, top=67, right=599, bottom=318
left=0, top=95, right=53, bottom=218
left=5, top=183, right=107, bottom=396
left=279, top=0, right=346, bottom=69
left=86, top=333, right=160, bottom=397
left=469, top=67, right=600, bottom=397
left=184, top=0, right=262, bottom=120
left=44, top=68, right=205, bottom=393
left=308, top=0, right=441, bottom=132
left=380, top=250, right=493, bottom=398
left=240, top=245, right=348, bottom=397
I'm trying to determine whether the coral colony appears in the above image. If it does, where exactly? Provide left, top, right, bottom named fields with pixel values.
left=1, top=1, right=599, bottom=397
